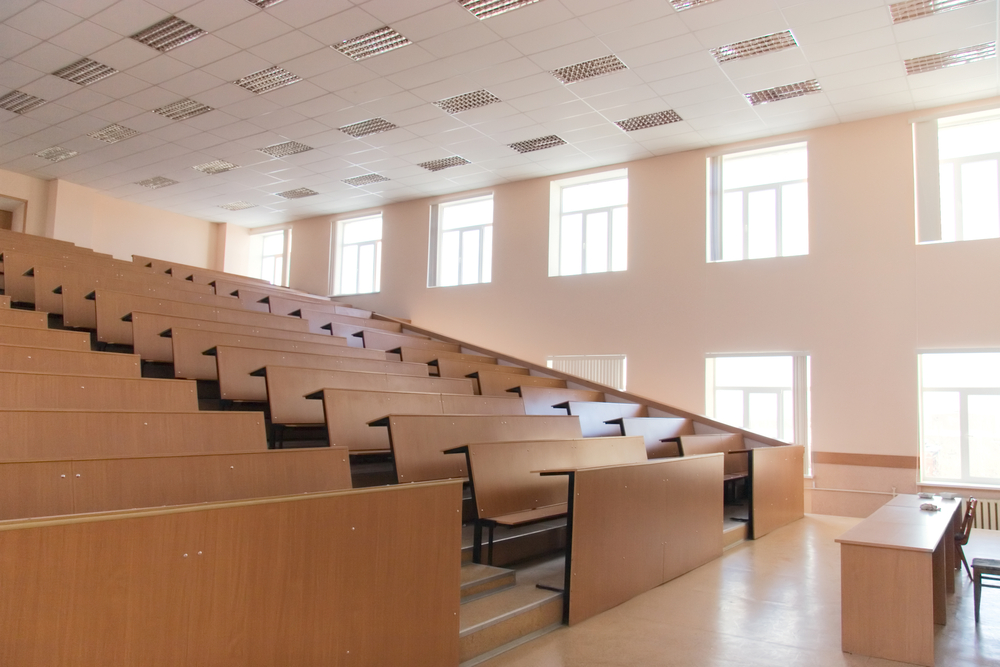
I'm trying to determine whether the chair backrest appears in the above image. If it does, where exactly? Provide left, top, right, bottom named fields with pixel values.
left=958, top=497, right=978, bottom=546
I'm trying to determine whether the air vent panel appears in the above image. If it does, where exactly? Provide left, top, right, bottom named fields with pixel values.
left=904, top=41, right=996, bottom=74
left=615, top=110, right=683, bottom=132
left=258, top=141, right=313, bottom=158
left=339, top=118, right=398, bottom=138
left=53, top=58, right=118, bottom=85
left=551, top=55, right=627, bottom=84
left=193, top=160, right=239, bottom=175
left=276, top=187, right=319, bottom=199
left=710, top=31, right=798, bottom=64
left=333, top=26, right=410, bottom=61
left=343, top=174, right=390, bottom=187
left=0, top=91, right=46, bottom=114
left=88, top=124, right=140, bottom=143
left=744, top=79, right=822, bottom=106
left=136, top=177, right=178, bottom=189
left=419, top=156, right=471, bottom=171
left=460, top=0, right=542, bottom=19
left=890, top=0, right=988, bottom=24
left=435, top=90, right=502, bottom=114
left=154, top=99, right=213, bottom=120
left=246, top=0, right=286, bottom=7
left=671, top=0, right=722, bottom=10
left=234, top=66, right=301, bottom=94
left=35, top=147, right=78, bottom=162
left=508, top=135, right=566, bottom=153
left=218, top=201, right=257, bottom=210
left=131, top=16, right=206, bottom=52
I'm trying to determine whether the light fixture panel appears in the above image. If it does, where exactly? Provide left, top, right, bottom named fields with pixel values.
left=218, top=201, right=257, bottom=210
left=136, top=176, right=178, bottom=189
left=615, top=110, right=683, bottom=132
left=0, top=91, right=46, bottom=114
left=131, top=16, right=206, bottom=52
left=460, top=0, right=542, bottom=20
left=154, top=99, right=213, bottom=120
left=339, top=118, right=398, bottom=138
left=744, top=79, right=822, bottom=106
left=508, top=135, right=566, bottom=153
left=258, top=141, right=313, bottom=158
left=905, top=41, right=996, bottom=74
left=276, top=187, right=319, bottom=199
left=710, top=31, right=798, bottom=64
left=434, top=90, right=501, bottom=114
left=890, top=0, right=988, bottom=24
left=419, top=156, right=471, bottom=171
left=234, top=66, right=301, bottom=94
left=333, top=26, right=410, bottom=61
left=35, top=147, right=78, bottom=162
left=53, top=58, right=118, bottom=85
left=551, top=55, right=627, bottom=84
left=343, top=174, right=390, bottom=187
left=88, top=124, right=140, bottom=143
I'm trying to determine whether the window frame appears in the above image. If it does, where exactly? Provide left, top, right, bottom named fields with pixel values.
left=428, top=194, right=494, bottom=288
left=333, top=213, right=382, bottom=297
left=248, top=226, right=291, bottom=287
left=548, top=168, right=628, bottom=277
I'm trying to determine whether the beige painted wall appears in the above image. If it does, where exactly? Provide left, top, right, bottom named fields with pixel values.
left=288, top=216, right=333, bottom=297
left=0, top=168, right=50, bottom=236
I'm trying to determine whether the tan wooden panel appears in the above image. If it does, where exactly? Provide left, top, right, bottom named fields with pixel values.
left=0, top=323, right=90, bottom=351
left=295, top=306, right=401, bottom=331
left=0, top=308, right=46, bottom=329
left=678, top=433, right=747, bottom=475
left=0, top=344, right=140, bottom=377
left=563, top=401, right=647, bottom=437
left=477, top=371, right=566, bottom=396
left=568, top=454, right=724, bottom=625
left=439, top=394, right=524, bottom=416
left=749, top=444, right=805, bottom=539
left=517, top=387, right=604, bottom=415
left=3, top=250, right=151, bottom=304
left=381, top=414, right=583, bottom=483
left=466, top=436, right=647, bottom=519
left=170, top=327, right=376, bottom=380
left=0, top=295, right=8, bottom=308
left=435, top=358, right=528, bottom=380
left=267, top=366, right=474, bottom=426
left=214, top=280, right=333, bottom=306
left=0, top=371, right=198, bottom=411
left=397, top=347, right=497, bottom=365
left=0, top=460, right=75, bottom=520
left=133, top=255, right=272, bottom=287
left=359, top=329, right=459, bottom=353
left=614, top=417, right=694, bottom=458
left=0, top=410, right=267, bottom=460
left=218, top=346, right=429, bottom=402
left=131, top=311, right=347, bottom=363
left=93, top=289, right=311, bottom=345
left=0, top=480, right=461, bottom=667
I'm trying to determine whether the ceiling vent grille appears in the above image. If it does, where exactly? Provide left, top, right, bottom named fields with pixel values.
left=258, top=141, right=313, bottom=158
left=234, top=66, right=301, bottom=94
left=53, top=58, right=118, bottom=85
left=333, top=26, right=410, bottom=61
left=131, top=16, right=206, bottom=52
left=419, top=156, right=471, bottom=171
left=711, top=31, right=798, bottom=64
left=0, top=91, right=46, bottom=114
left=508, top=135, right=566, bottom=153
left=276, top=187, right=319, bottom=199
left=35, top=147, right=78, bottom=162
left=551, top=55, right=627, bottom=84
left=670, top=0, right=722, bottom=10
left=136, top=176, right=178, bottom=189
left=88, top=124, right=139, bottom=143
left=154, top=98, right=213, bottom=120
left=218, top=201, right=257, bottom=210
left=245, top=0, right=286, bottom=7
left=343, top=173, right=390, bottom=187
left=615, top=110, right=683, bottom=132
left=460, top=0, right=542, bottom=19
left=904, top=41, right=996, bottom=74
left=744, top=79, right=822, bottom=106
left=890, top=0, right=987, bottom=24
left=339, top=117, right=398, bottom=138
left=193, top=160, right=239, bottom=174
left=435, top=90, right=501, bottom=114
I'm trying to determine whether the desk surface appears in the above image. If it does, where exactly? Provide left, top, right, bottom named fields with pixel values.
left=836, top=495, right=960, bottom=552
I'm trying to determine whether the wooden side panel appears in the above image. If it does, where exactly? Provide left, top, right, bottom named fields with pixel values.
left=618, top=418, right=694, bottom=457
left=439, top=394, right=525, bottom=415
left=292, top=306, right=400, bottom=332
left=0, top=309, right=46, bottom=329
left=267, top=367, right=391, bottom=425
left=0, top=372, right=198, bottom=411
left=477, top=372, right=566, bottom=396
left=518, top=387, right=604, bottom=415
left=0, top=460, right=75, bottom=520
left=398, top=347, right=497, bottom=365
left=435, top=358, right=528, bottom=379
left=0, top=411, right=268, bottom=460
left=360, top=329, right=460, bottom=353
left=0, top=296, right=8, bottom=308
left=565, top=401, right=648, bottom=437
left=3, top=251, right=148, bottom=305
left=0, top=344, right=141, bottom=378
left=384, top=374, right=475, bottom=395
left=0, top=324, right=90, bottom=351
left=323, top=390, right=444, bottom=450
left=568, top=454, right=724, bottom=625
left=385, top=414, right=583, bottom=483
left=749, top=444, right=805, bottom=539
left=679, top=434, right=747, bottom=475
left=134, top=256, right=271, bottom=287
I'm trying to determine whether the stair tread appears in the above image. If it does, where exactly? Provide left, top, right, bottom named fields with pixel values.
left=460, top=583, right=562, bottom=634
left=461, top=562, right=515, bottom=588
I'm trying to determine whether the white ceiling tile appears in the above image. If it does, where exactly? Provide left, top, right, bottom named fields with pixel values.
left=360, top=91, right=427, bottom=116
left=213, top=11, right=293, bottom=49
left=791, top=8, right=893, bottom=44
left=125, top=54, right=193, bottom=84
left=280, top=48, right=351, bottom=79
left=731, top=65, right=819, bottom=95
left=165, top=34, right=241, bottom=68
left=49, top=19, right=123, bottom=56
left=192, top=82, right=256, bottom=107
left=202, top=51, right=274, bottom=82
left=528, top=37, right=614, bottom=70
left=337, top=77, right=406, bottom=106
left=821, top=63, right=905, bottom=91
left=248, top=31, right=326, bottom=64
left=158, top=68, right=225, bottom=97
left=0, top=59, right=45, bottom=89
left=421, top=22, right=502, bottom=59
left=56, top=87, right=116, bottom=113
left=87, top=72, right=151, bottom=99
left=798, top=27, right=897, bottom=61
left=263, top=0, right=353, bottom=30
left=91, top=37, right=159, bottom=70
left=716, top=48, right=810, bottom=81
left=0, top=24, right=41, bottom=59
left=525, top=99, right=595, bottom=123
left=23, top=101, right=77, bottom=125
left=5, top=1, right=83, bottom=39
left=88, top=0, right=169, bottom=37
left=563, top=70, right=647, bottom=100
left=145, top=0, right=202, bottom=13
left=907, top=59, right=1000, bottom=90
left=89, top=99, right=145, bottom=122
left=892, top=0, right=997, bottom=41
left=229, top=97, right=289, bottom=123
left=693, top=11, right=789, bottom=49
left=257, top=80, right=327, bottom=107
left=121, top=84, right=179, bottom=110
left=824, top=77, right=911, bottom=104
left=298, top=7, right=383, bottom=45
left=896, top=23, right=999, bottom=60
left=313, top=63, right=380, bottom=94
left=579, top=0, right=672, bottom=34
left=479, top=1, right=575, bottom=39
left=810, top=44, right=902, bottom=77
left=393, top=3, right=479, bottom=41
left=616, top=34, right=704, bottom=69
left=176, top=0, right=257, bottom=32
left=780, top=0, right=888, bottom=26
left=18, top=74, right=80, bottom=101
left=632, top=50, right=721, bottom=85
left=0, top=0, right=38, bottom=22
left=676, top=0, right=779, bottom=31
left=289, top=93, right=352, bottom=119
left=831, top=90, right=916, bottom=118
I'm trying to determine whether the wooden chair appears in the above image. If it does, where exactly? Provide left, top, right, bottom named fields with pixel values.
left=973, top=557, right=1000, bottom=623
left=957, top=497, right=978, bottom=580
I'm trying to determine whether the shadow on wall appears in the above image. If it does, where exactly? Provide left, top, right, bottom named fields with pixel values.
left=0, top=195, right=27, bottom=231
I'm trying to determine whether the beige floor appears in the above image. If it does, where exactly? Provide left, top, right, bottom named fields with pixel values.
left=483, top=514, right=1000, bottom=667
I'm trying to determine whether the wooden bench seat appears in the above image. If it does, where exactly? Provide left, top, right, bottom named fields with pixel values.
left=0, top=448, right=352, bottom=521
left=133, top=255, right=272, bottom=288
left=298, top=307, right=401, bottom=333
left=475, top=371, right=566, bottom=396
left=0, top=308, right=47, bottom=329
left=369, top=414, right=583, bottom=483
left=677, top=433, right=749, bottom=483
left=433, top=358, right=529, bottom=383
left=311, top=388, right=524, bottom=452
left=396, top=347, right=497, bottom=365
left=0, top=323, right=90, bottom=351
left=214, top=281, right=337, bottom=309
left=0, top=370, right=198, bottom=411
left=515, top=387, right=604, bottom=415
left=3, top=250, right=152, bottom=304
left=265, top=366, right=477, bottom=426
left=607, top=417, right=695, bottom=458
left=0, top=343, right=141, bottom=377
left=357, top=329, right=459, bottom=353
left=555, top=401, right=648, bottom=437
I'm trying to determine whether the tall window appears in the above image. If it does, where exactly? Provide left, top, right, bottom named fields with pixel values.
left=335, top=214, right=382, bottom=296
left=915, top=108, right=1000, bottom=243
left=706, top=354, right=811, bottom=471
left=920, top=352, right=1000, bottom=486
left=248, top=228, right=290, bottom=286
left=549, top=169, right=627, bottom=276
left=429, top=195, right=493, bottom=287
left=546, top=354, right=627, bottom=391
left=708, top=143, right=808, bottom=262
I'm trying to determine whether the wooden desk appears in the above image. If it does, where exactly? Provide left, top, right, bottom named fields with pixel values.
left=836, top=494, right=961, bottom=666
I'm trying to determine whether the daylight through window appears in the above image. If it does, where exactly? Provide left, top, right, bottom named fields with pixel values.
left=335, top=215, right=382, bottom=296
left=429, top=196, right=493, bottom=287
left=549, top=170, right=627, bottom=276
left=248, top=228, right=290, bottom=286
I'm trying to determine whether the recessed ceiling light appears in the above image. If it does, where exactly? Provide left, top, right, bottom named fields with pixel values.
left=508, top=135, right=566, bottom=153
left=245, top=0, right=286, bottom=7
left=670, top=0, right=721, bottom=10
left=131, top=16, right=206, bottom=52
left=615, top=110, right=683, bottom=132
left=52, top=58, right=118, bottom=85
left=258, top=141, right=313, bottom=158
left=333, top=26, right=410, bottom=61
left=551, top=55, right=627, bottom=84
left=193, top=160, right=239, bottom=174
left=905, top=41, right=996, bottom=74
left=234, top=66, right=301, bottom=94
left=339, top=118, right=398, bottom=138
left=276, top=187, right=319, bottom=199
left=711, top=31, right=798, bottom=64
left=0, top=90, right=46, bottom=114
left=434, top=90, right=502, bottom=114
left=154, top=98, right=213, bottom=120
left=88, top=124, right=139, bottom=143
left=343, top=174, right=390, bottom=187
left=889, top=0, right=988, bottom=24
left=419, top=156, right=471, bottom=172
left=744, top=79, right=822, bottom=106
left=218, top=201, right=257, bottom=210
left=35, top=147, right=78, bottom=162
left=136, top=176, right=178, bottom=189
left=460, top=0, right=542, bottom=19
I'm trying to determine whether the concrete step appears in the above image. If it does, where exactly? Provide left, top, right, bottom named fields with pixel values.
left=461, top=563, right=516, bottom=603
left=459, top=583, right=562, bottom=665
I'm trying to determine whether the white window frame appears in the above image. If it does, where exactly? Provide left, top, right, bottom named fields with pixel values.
left=428, top=194, right=493, bottom=287
left=548, top=169, right=628, bottom=277
left=248, top=226, right=291, bottom=287
left=707, top=142, right=809, bottom=262
left=546, top=354, right=627, bottom=391
left=333, top=213, right=382, bottom=296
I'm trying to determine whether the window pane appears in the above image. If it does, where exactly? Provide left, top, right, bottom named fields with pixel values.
left=722, top=144, right=807, bottom=189
left=611, top=207, right=628, bottom=271
left=921, top=390, right=961, bottom=479
left=461, top=228, right=480, bottom=285
left=343, top=217, right=382, bottom=244
left=959, top=159, right=999, bottom=240
left=481, top=226, right=492, bottom=284
left=340, top=244, right=358, bottom=295
left=261, top=231, right=284, bottom=256
left=747, top=189, right=777, bottom=259
left=358, top=243, right=375, bottom=294
left=715, top=389, right=744, bottom=429
left=782, top=388, right=794, bottom=443
left=273, top=257, right=283, bottom=286
left=969, top=394, right=1000, bottom=480
left=939, top=113, right=1000, bottom=159
left=940, top=163, right=956, bottom=242
left=715, top=356, right=792, bottom=388
left=922, top=352, right=1000, bottom=388
left=585, top=211, right=608, bottom=274
left=261, top=256, right=275, bottom=284
left=781, top=182, right=808, bottom=256
left=562, top=178, right=627, bottom=213
left=442, top=198, right=493, bottom=231
left=721, top=192, right=743, bottom=261
left=561, top=213, right=583, bottom=275
left=374, top=241, right=381, bottom=292
left=748, top=392, right=779, bottom=439
left=440, top=231, right=460, bottom=286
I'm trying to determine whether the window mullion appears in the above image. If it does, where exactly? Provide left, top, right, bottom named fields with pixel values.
left=955, top=161, right=965, bottom=241
left=775, top=185, right=784, bottom=258
left=742, top=189, right=750, bottom=261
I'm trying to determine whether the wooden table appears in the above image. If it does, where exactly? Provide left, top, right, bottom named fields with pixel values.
left=836, top=494, right=961, bottom=666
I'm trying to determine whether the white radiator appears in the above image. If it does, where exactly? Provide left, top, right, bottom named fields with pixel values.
left=973, top=499, right=1000, bottom=531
